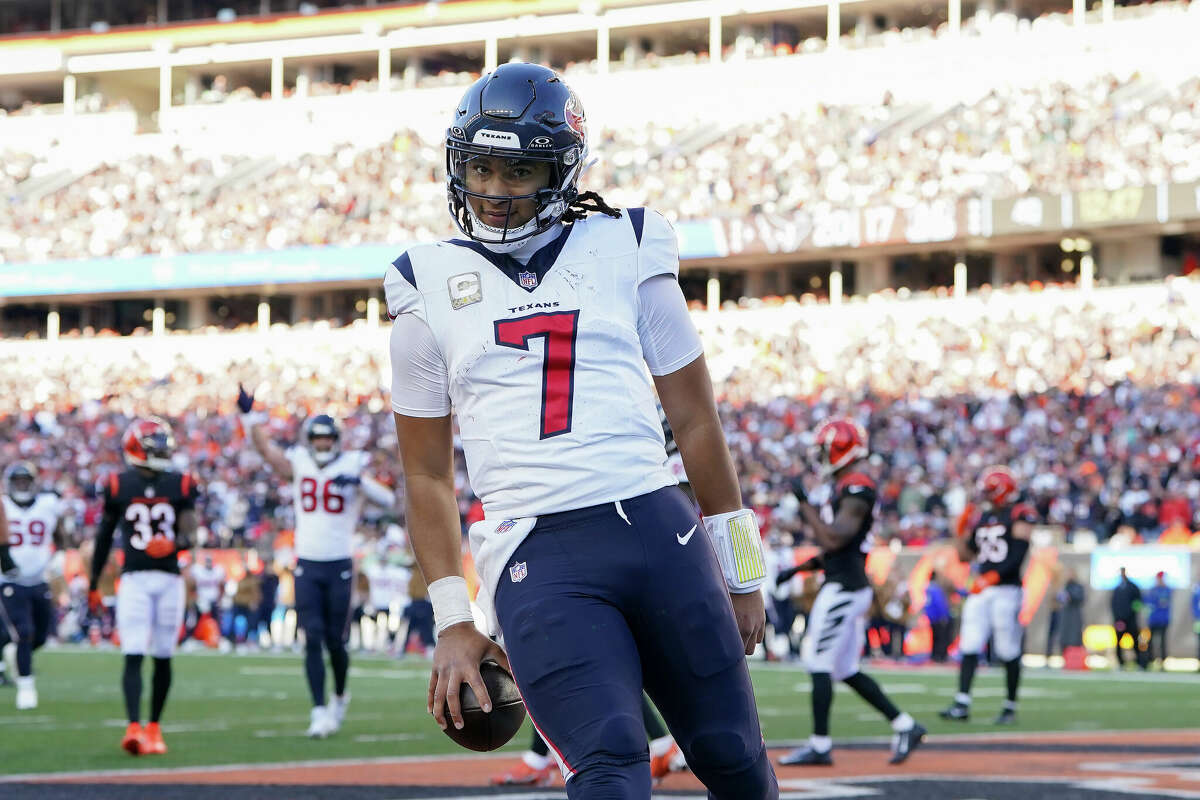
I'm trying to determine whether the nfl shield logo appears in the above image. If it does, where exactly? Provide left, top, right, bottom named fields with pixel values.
left=496, top=520, right=516, bottom=534
left=509, top=561, right=528, bottom=583
left=518, top=271, right=538, bottom=289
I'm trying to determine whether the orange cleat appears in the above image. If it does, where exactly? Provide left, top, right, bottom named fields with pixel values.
left=650, top=742, right=686, bottom=781
left=143, top=722, right=168, bottom=755
left=490, top=758, right=556, bottom=786
left=121, top=722, right=145, bottom=756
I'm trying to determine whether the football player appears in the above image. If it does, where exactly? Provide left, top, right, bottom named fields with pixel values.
left=389, top=62, right=777, bottom=798
left=0, top=462, right=68, bottom=709
left=237, top=389, right=396, bottom=738
left=940, top=465, right=1035, bottom=725
left=88, top=417, right=198, bottom=755
left=778, top=419, right=925, bottom=767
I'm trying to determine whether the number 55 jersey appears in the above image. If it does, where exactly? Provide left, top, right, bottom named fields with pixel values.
left=385, top=210, right=688, bottom=520
left=102, top=470, right=198, bottom=574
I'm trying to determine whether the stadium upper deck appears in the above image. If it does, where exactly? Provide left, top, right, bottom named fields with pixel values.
left=3, top=0, right=1200, bottom=339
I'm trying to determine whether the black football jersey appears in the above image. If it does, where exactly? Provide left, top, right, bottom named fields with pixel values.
left=968, top=502, right=1036, bottom=586
left=820, top=472, right=876, bottom=591
left=102, top=469, right=198, bottom=575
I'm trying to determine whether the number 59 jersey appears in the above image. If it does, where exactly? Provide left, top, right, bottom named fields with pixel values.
left=2, top=493, right=63, bottom=586
left=385, top=210, right=679, bottom=519
left=102, top=469, right=198, bottom=575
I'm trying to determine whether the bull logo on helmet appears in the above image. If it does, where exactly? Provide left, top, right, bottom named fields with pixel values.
left=564, top=93, right=586, bottom=143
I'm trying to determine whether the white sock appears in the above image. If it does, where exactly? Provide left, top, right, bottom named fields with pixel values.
left=891, top=712, right=914, bottom=732
left=649, top=735, right=675, bottom=758
left=522, top=751, right=552, bottom=770
left=954, top=692, right=971, bottom=705
left=809, top=734, right=832, bottom=753
left=17, top=676, right=35, bottom=691
left=1002, top=700, right=1017, bottom=711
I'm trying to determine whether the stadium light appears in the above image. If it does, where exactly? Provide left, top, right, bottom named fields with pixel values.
left=1060, top=238, right=1076, bottom=252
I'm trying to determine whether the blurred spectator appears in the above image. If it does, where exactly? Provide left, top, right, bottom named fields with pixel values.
left=1111, top=567, right=1143, bottom=669
left=924, top=571, right=952, bottom=663
left=1060, top=569, right=1086, bottom=654
left=1145, top=571, right=1172, bottom=666
left=1192, top=582, right=1200, bottom=667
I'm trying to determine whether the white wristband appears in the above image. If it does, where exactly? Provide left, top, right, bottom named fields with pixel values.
left=428, top=575, right=475, bottom=634
left=703, top=509, right=767, bottom=593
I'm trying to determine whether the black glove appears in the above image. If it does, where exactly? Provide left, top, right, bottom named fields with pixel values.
left=236, top=383, right=255, bottom=414
left=330, top=474, right=361, bottom=488
left=789, top=475, right=809, bottom=505
left=0, top=545, right=15, bottom=576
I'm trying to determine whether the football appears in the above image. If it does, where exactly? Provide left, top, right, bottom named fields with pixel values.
left=441, top=661, right=527, bottom=752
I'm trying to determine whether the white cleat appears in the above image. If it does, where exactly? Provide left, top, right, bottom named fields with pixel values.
left=330, top=692, right=351, bottom=731
left=307, top=705, right=334, bottom=739
left=15, top=677, right=37, bottom=710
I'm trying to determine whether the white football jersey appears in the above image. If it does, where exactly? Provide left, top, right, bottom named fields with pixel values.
left=191, top=563, right=226, bottom=610
left=287, top=447, right=370, bottom=561
left=385, top=209, right=678, bottom=519
left=366, top=561, right=411, bottom=609
left=3, top=493, right=61, bottom=586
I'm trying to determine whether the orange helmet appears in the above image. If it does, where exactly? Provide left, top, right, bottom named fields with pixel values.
left=811, top=418, right=869, bottom=476
left=978, top=465, right=1018, bottom=507
left=122, top=416, right=176, bottom=472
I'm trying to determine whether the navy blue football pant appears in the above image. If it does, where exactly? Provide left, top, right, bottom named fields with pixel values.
left=0, top=582, right=53, bottom=676
left=494, top=487, right=778, bottom=800
left=294, top=558, right=353, bottom=707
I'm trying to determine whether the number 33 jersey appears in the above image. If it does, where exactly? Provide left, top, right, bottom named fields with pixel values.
left=102, top=469, right=198, bottom=575
left=385, top=210, right=681, bottom=519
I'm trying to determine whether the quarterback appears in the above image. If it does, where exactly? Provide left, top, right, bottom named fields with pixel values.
left=388, top=63, right=778, bottom=798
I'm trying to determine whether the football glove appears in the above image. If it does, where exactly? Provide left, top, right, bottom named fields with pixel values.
left=236, top=383, right=255, bottom=414
left=969, top=571, right=1001, bottom=594
left=144, top=536, right=176, bottom=559
left=0, top=545, right=15, bottom=577
left=88, top=589, right=104, bottom=614
left=789, top=475, right=809, bottom=505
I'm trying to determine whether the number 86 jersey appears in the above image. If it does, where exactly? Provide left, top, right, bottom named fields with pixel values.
left=385, top=210, right=681, bottom=519
left=103, top=469, right=198, bottom=575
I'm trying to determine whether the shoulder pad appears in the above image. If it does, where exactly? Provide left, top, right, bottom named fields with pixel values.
left=636, top=208, right=679, bottom=283
left=837, top=472, right=876, bottom=495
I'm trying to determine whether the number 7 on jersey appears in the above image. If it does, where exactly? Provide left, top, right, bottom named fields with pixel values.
left=494, top=310, right=580, bottom=439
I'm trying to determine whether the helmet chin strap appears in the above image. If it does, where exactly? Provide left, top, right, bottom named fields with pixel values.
left=466, top=201, right=563, bottom=255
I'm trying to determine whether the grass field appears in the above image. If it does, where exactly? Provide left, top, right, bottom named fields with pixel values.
left=1, top=647, right=1197, bottom=776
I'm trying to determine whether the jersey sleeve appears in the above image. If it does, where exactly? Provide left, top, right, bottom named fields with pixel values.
left=384, top=251, right=423, bottom=320
left=636, top=274, right=703, bottom=376
left=1011, top=502, right=1038, bottom=524
left=389, top=312, right=452, bottom=417
left=836, top=473, right=877, bottom=507
left=178, top=473, right=199, bottom=511
left=635, top=209, right=680, bottom=284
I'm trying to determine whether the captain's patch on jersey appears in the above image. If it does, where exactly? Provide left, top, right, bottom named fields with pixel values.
left=448, top=272, right=482, bottom=309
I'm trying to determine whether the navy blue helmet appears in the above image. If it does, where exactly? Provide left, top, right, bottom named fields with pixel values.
left=446, top=62, right=589, bottom=251
left=302, top=414, right=341, bottom=466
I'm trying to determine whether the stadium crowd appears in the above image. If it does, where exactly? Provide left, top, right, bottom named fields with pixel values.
left=2, top=279, right=1198, bottom=556
left=5, top=68, right=1200, bottom=263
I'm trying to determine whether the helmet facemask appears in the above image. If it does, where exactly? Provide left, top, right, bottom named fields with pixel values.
left=304, top=416, right=341, bottom=467
left=4, top=465, right=36, bottom=506
left=446, top=147, right=581, bottom=253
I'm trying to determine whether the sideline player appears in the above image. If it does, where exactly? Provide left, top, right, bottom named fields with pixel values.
left=940, top=466, right=1035, bottom=724
left=0, top=462, right=68, bottom=709
left=778, top=419, right=925, bottom=767
left=88, top=418, right=198, bottom=755
left=389, top=63, right=777, bottom=798
left=237, top=390, right=396, bottom=738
